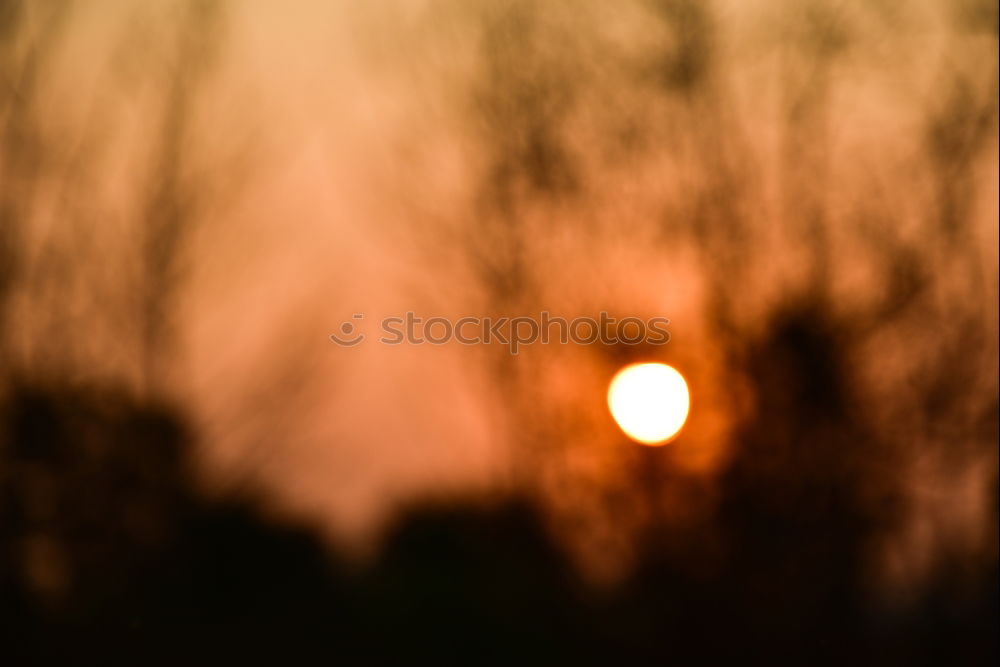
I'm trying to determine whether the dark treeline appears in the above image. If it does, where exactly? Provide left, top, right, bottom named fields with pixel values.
left=2, top=306, right=995, bottom=665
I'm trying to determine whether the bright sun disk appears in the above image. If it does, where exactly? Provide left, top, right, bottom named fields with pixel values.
left=608, top=362, right=690, bottom=445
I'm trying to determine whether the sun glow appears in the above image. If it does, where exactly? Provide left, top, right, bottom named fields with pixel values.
left=608, top=363, right=690, bottom=445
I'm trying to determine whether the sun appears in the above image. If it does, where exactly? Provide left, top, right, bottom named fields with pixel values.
left=608, top=362, right=690, bottom=445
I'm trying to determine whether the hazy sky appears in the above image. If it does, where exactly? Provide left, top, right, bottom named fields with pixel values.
left=6, top=0, right=997, bottom=582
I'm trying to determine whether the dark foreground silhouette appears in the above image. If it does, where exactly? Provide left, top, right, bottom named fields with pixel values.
left=2, top=311, right=996, bottom=665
